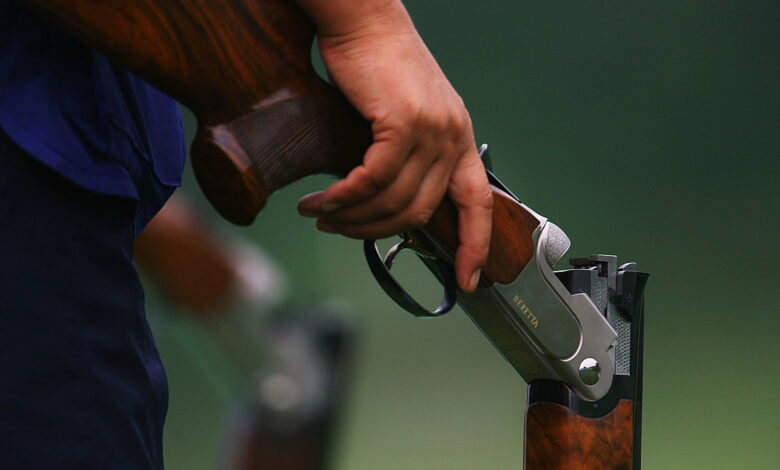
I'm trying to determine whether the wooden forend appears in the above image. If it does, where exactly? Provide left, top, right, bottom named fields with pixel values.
left=524, top=400, right=634, bottom=470
left=423, top=187, right=540, bottom=284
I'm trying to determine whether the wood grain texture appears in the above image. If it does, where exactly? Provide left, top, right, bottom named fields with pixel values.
left=30, top=0, right=539, bottom=281
left=525, top=400, right=634, bottom=470
left=29, top=0, right=367, bottom=225
left=30, top=0, right=318, bottom=120
left=424, top=187, right=540, bottom=284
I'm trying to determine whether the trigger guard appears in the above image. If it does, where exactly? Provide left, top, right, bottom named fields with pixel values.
left=364, top=239, right=457, bottom=317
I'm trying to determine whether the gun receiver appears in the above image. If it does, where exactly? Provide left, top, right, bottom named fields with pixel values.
left=366, top=160, right=618, bottom=402
left=524, top=259, right=649, bottom=469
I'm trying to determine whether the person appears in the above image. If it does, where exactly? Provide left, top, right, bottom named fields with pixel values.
left=0, top=0, right=492, bottom=468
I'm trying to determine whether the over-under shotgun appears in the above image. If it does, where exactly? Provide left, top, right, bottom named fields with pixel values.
left=135, top=196, right=350, bottom=470
left=27, top=1, right=648, bottom=467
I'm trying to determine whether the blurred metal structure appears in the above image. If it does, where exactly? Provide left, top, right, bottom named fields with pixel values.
left=135, top=194, right=353, bottom=470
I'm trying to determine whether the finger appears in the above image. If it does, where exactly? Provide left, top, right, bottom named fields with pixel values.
left=319, top=129, right=415, bottom=209
left=316, top=144, right=448, bottom=224
left=314, top=159, right=452, bottom=239
left=298, top=135, right=441, bottom=219
left=298, top=191, right=326, bottom=216
left=448, top=151, right=493, bottom=292
left=297, top=144, right=430, bottom=219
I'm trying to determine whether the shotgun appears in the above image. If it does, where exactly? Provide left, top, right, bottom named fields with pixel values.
left=135, top=195, right=351, bottom=470
left=134, top=194, right=286, bottom=318
left=28, top=1, right=648, bottom=467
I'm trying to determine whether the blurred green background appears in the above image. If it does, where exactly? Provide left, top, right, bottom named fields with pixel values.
left=144, top=1, right=779, bottom=468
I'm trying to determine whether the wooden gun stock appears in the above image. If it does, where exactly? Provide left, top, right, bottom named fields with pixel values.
left=29, top=0, right=539, bottom=285
left=524, top=400, right=634, bottom=469
left=28, top=0, right=370, bottom=223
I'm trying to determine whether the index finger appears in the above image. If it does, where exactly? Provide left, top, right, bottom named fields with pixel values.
left=320, top=133, right=414, bottom=209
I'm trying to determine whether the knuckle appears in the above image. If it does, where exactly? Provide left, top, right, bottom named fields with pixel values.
left=365, top=170, right=393, bottom=190
left=454, top=174, right=494, bottom=211
left=411, top=102, right=425, bottom=122
left=397, top=101, right=422, bottom=126
left=430, top=114, right=449, bottom=135
left=379, top=199, right=405, bottom=215
left=467, top=192, right=494, bottom=214
left=407, top=207, right=434, bottom=228
left=464, top=240, right=491, bottom=262
left=477, top=186, right=494, bottom=210
left=451, top=113, right=468, bottom=136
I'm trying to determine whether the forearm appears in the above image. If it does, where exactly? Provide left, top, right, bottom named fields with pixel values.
left=294, top=0, right=492, bottom=293
left=293, top=0, right=410, bottom=37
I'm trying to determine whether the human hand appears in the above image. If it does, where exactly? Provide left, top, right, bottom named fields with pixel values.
left=295, top=0, right=493, bottom=293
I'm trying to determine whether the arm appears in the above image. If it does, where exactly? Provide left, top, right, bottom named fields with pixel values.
left=28, top=0, right=491, bottom=292
left=294, top=0, right=493, bottom=293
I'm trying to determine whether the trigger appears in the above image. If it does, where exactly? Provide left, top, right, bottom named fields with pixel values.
left=383, top=239, right=407, bottom=270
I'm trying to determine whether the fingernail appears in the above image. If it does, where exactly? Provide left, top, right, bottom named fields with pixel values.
left=316, top=220, right=337, bottom=233
left=466, top=269, right=481, bottom=292
left=321, top=202, right=341, bottom=212
left=298, top=192, right=324, bottom=215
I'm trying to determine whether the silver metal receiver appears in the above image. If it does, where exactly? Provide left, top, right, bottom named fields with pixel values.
left=365, top=205, right=620, bottom=402
left=363, top=145, right=621, bottom=402
left=459, top=208, right=618, bottom=401
left=365, top=205, right=618, bottom=401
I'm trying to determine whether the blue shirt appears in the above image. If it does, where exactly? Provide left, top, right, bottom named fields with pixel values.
left=0, top=4, right=181, bottom=468
left=0, top=1, right=185, bottom=234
